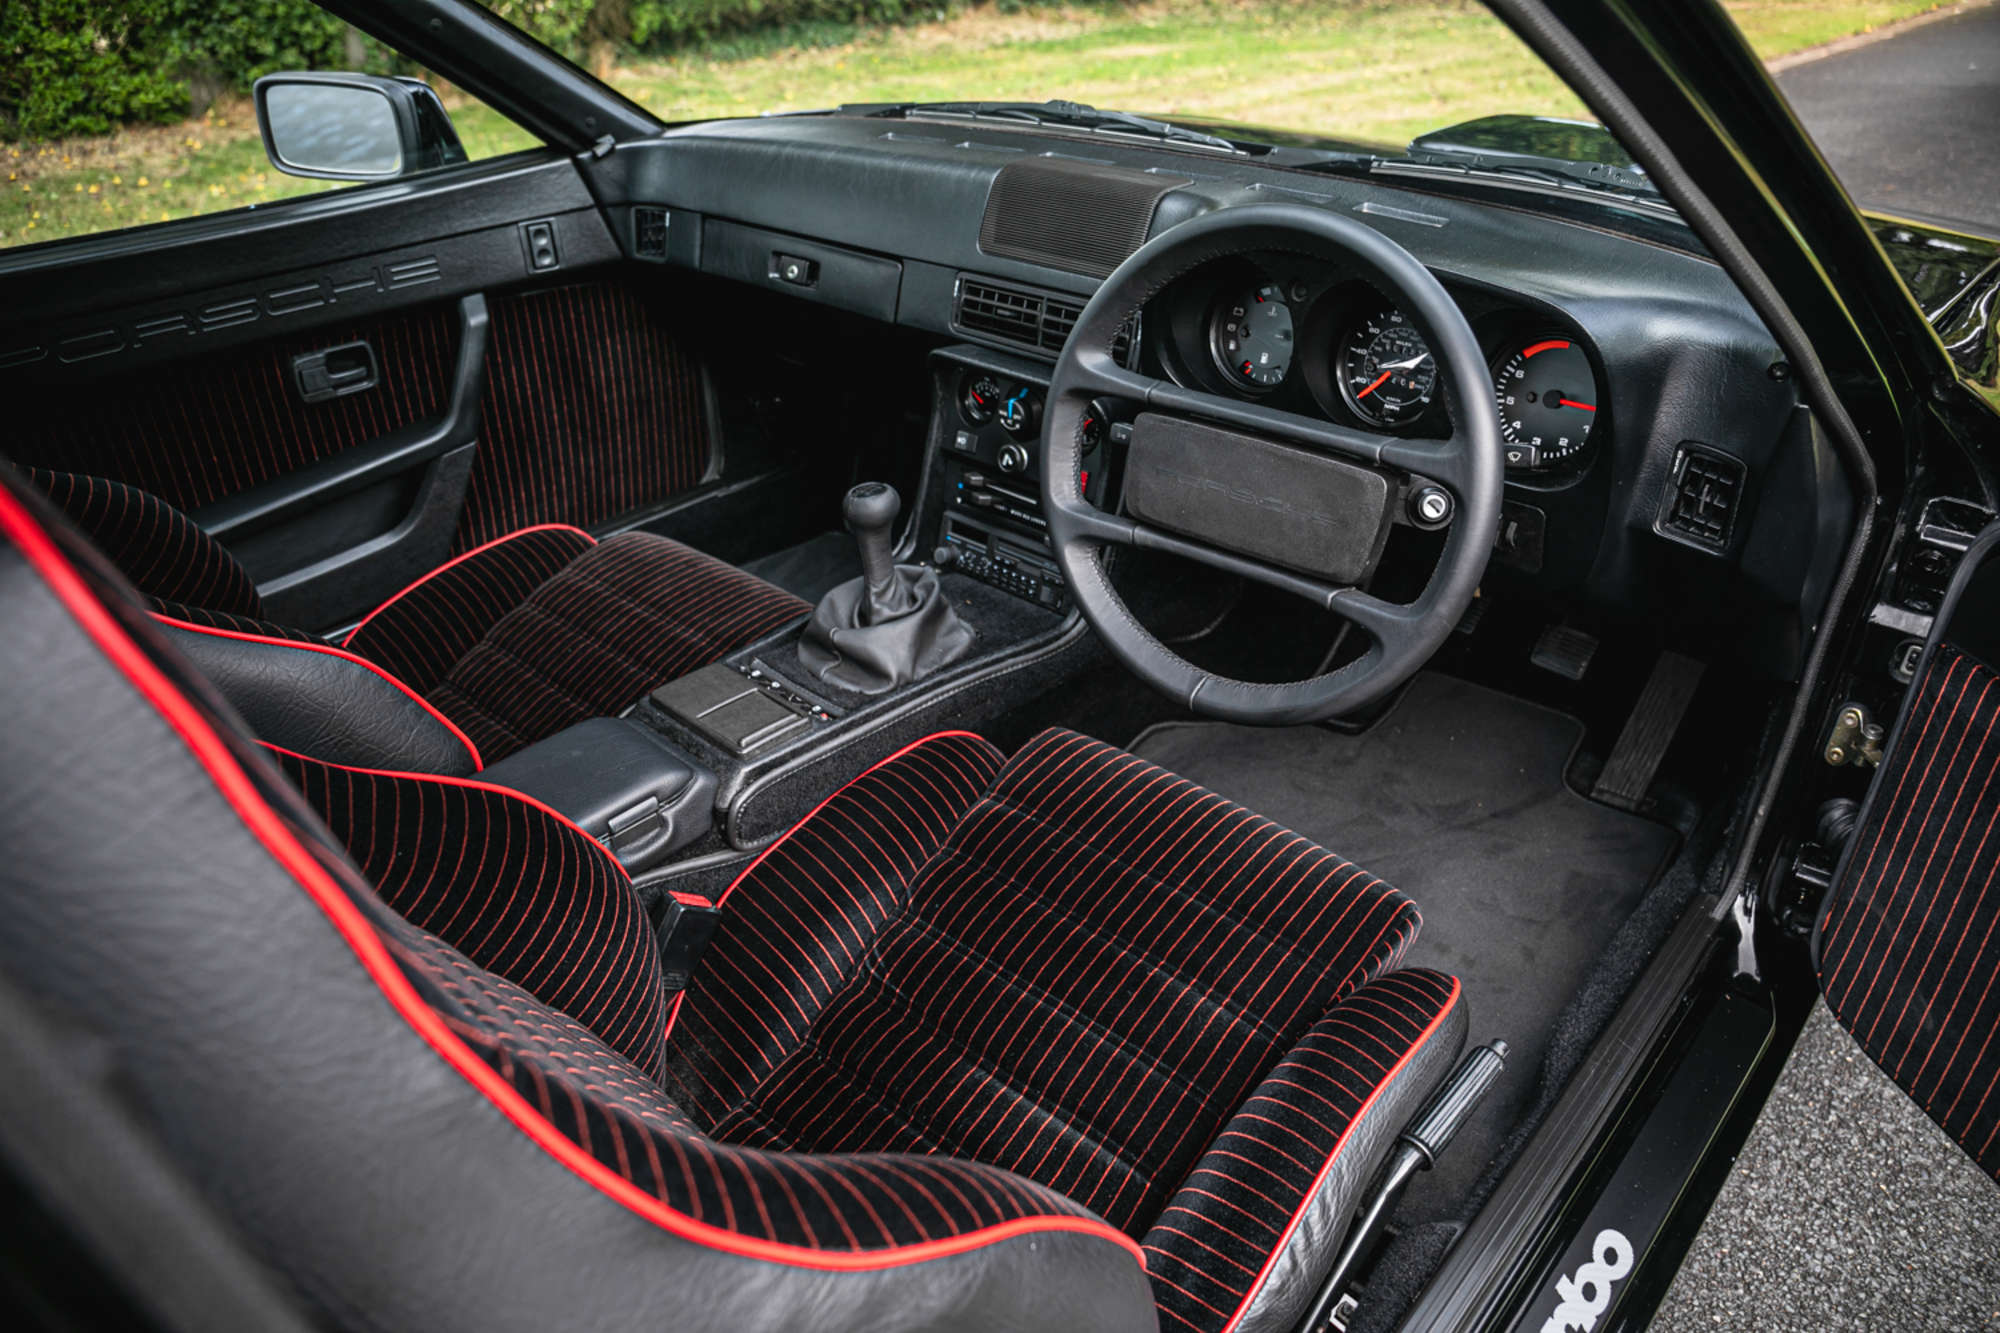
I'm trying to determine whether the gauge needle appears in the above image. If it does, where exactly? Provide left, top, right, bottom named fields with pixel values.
left=1355, top=370, right=1392, bottom=399
left=1379, top=352, right=1432, bottom=372
left=1557, top=398, right=1596, bottom=411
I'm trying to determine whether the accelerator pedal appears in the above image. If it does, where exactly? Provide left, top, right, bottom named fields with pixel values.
left=1591, top=651, right=1706, bottom=812
left=1296, top=1040, right=1510, bottom=1333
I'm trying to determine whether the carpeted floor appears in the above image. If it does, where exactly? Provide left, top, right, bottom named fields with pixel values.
left=1131, top=672, right=1679, bottom=1221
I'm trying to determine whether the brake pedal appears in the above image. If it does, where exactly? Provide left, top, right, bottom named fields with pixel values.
left=1296, top=1040, right=1510, bottom=1333
left=1531, top=622, right=1598, bottom=680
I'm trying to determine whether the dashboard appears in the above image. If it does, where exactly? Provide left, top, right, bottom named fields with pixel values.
left=589, top=111, right=1853, bottom=677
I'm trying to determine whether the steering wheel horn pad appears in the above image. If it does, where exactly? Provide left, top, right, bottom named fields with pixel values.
left=1042, top=203, right=1503, bottom=724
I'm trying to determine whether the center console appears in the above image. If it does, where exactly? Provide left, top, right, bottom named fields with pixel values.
left=627, top=343, right=1117, bottom=854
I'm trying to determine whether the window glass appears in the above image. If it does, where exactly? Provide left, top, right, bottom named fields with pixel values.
left=470, top=0, right=1941, bottom=238
left=0, top=6, right=541, bottom=250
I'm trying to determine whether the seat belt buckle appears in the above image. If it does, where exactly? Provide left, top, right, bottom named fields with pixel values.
left=657, top=892, right=721, bottom=992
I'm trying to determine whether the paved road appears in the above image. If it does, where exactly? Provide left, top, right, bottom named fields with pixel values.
left=1653, top=1003, right=2000, bottom=1331
left=1776, top=2, right=2000, bottom=231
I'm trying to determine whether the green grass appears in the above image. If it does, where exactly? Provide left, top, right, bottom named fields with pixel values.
left=0, top=0, right=1950, bottom=249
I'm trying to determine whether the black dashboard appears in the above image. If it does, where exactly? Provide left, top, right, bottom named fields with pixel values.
left=587, top=112, right=1851, bottom=676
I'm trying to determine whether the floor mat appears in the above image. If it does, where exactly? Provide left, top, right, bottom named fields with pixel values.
left=1131, top=672, right=1678, bottom=1221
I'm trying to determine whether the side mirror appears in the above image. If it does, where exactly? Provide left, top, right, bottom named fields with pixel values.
left=253, top=72, right=467, bottom=182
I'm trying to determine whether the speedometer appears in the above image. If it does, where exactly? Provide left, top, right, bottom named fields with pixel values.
left=1493, top=336, right=1599, bottom=469
left=1337, top=307, right=1436, bottom=427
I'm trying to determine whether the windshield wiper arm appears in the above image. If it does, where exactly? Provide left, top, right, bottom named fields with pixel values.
left=1368, top=157, right=1675, bottom=214
left=849, top=100, right=1248, bottom=153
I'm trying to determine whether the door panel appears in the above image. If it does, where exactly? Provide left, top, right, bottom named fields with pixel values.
left=0, top=153, right=723, bottom=631
left=1816, top=527, right=2000, bottom=1181
left=457, top=281, right=717, bottom=550
left=10, top=302, right=459, bottom=514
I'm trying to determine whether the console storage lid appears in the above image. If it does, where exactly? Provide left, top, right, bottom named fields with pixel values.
left=475, top=717, right=716, bottom=874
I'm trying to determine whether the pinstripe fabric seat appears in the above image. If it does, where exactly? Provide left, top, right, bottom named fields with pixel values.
left=665, top=728, right=1467, bottom=1332
left=264, top=719, right=1464, bottom=1332
left=21, top=466, right=809, bottom=767
left=1818, top=642, right=2000, bottom=1180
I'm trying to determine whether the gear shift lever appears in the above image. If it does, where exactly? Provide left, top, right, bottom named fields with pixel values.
left=800, top=482, right=974, bottom=694
left=844, top=482, right=911, bottom=623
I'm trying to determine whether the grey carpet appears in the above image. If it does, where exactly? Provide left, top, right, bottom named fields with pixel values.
left=1130, top=672, right=1678, bottom=1221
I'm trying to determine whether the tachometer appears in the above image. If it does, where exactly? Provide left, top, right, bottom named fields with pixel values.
left=1211, top=284, right=1295, bottom=389
left=1337, top=307, right=1436, bottom=427
left=1493, top=336, right=1599, bottom=468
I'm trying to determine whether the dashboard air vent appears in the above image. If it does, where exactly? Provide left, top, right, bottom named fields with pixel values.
left=634, top=207, right=669, bottom=260
left=956, top=277, right=1135, bottom=365
left=1659, top=445, right=1746, bottom=549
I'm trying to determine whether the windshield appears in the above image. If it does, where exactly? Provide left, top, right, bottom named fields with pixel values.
left=474, top=0, right=1942, bottom=211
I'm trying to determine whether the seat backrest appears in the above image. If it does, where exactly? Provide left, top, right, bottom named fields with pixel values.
left=0, top=473, right=1154, bottom=1333
left=20, top=465, right=483, bottom=775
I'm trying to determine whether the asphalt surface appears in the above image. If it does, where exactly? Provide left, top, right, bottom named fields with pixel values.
left=1775, top=2, right=2000, bottom=231
left=1653, top=1003, right=2000, bottom=1331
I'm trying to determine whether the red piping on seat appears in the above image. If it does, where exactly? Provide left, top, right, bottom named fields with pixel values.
left=714, top=729, right=995, bottom=912
left=255, top=741, right=631, bottom=882
left=657, top=728, right=998, bottom=1043
left=1, top=489, right=1144, bottom=1275
left=151, top=615, right=483, bottom=772
left=340, top=523, right=597, bottom=648
left=1219, top=976, right=1463, bottom=1333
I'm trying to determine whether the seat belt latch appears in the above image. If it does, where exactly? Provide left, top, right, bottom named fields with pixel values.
left=657, top=892, right=721, bottom=992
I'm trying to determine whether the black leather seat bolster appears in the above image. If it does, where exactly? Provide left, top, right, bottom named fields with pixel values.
left=158, top=620, right=481, bottom=777
left=0, top=526, right=1157, bottom=1333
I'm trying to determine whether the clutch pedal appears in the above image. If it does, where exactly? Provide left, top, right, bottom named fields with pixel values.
left=1295, top=1040, right=1510, bottom=1333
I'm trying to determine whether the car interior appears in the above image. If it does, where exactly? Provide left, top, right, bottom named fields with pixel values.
left=1, top=20, right=1939, bottom=1330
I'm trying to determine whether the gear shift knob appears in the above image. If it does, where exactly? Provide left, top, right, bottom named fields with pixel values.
left=843, top=482, right=903, bottom=619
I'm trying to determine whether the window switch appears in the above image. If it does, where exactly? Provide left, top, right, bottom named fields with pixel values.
left=520, top=219, right=560, bottom=272
left=773, top=253, right=818, bottom=287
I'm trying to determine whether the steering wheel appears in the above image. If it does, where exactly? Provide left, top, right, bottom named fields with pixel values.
left=1043, top=203, right=1502, bottom=724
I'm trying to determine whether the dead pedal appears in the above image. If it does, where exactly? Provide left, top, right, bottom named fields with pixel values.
left=1531, top=622, right=1598, bottom=680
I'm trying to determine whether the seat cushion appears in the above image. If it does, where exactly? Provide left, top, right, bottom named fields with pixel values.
left=343, top=523, right=598, bottom=695
left=423, top=529, right=810, bottom=760
left=662, top=727, right=1464, bottom=1332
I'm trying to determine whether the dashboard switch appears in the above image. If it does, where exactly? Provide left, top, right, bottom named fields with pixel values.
left=997, top=443, right=1031, bottom=475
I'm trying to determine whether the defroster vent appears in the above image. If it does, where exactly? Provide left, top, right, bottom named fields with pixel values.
left=980, top=157, right=1190, bottom=277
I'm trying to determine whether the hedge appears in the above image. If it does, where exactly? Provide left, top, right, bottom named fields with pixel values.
left=3, top=0, right=977, bottom=141
left=1, top=0, right=367, bottom=140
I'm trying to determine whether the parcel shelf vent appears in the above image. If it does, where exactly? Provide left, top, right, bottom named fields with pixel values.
left=1660, top=445, right=1746, bottom=548
left=979, top=156, right=1191, bottom=277
left=634, top=207, right=670, bottom=260
left=956, top=279, right=1136, bottom=365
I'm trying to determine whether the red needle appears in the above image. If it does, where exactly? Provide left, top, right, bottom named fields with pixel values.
left=1356, top=371, right=1391, bottom=399
left=1558, top=398, right=1595, bottom=411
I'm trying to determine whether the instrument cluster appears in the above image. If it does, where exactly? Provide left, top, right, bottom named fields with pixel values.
left=1152, top=257, right=1604, bottom=475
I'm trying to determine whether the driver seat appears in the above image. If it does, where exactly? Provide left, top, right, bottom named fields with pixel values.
left=0, top=473, right=1467, bottom=1333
